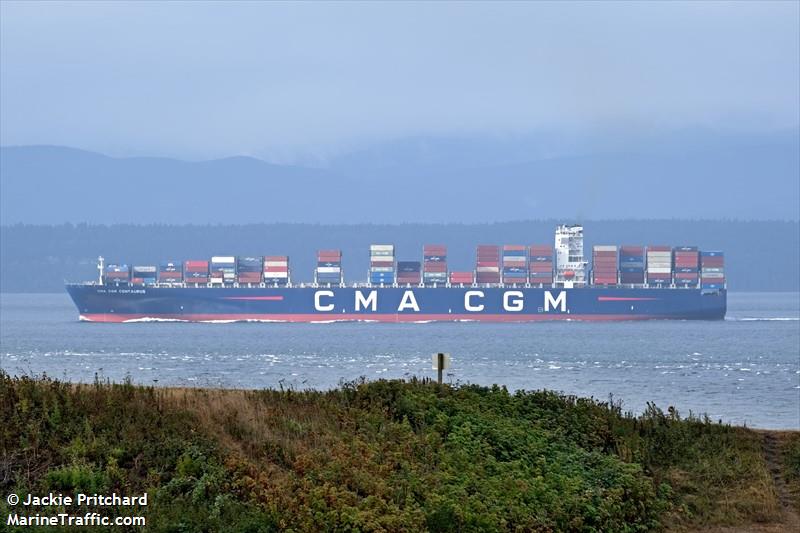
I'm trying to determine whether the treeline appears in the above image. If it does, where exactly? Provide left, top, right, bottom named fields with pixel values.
left=1, top=220, right=798, bottom=292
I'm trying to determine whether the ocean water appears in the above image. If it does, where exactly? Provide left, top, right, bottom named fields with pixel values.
left=1, top=292, right=798, bottom=429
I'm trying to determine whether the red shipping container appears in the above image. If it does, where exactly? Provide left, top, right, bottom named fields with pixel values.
left=674, top=272, right=699, bottom=279
left=503, top=245, right=526, bottom=251
left=647, top=245, right=671, bottom=252
left=185, top=277, right=209, bottom=284
left=264, top=256, right=288, bottom=261
left=370, top=260, right=394, bottom=267
left=264, top=266, right=288, bottom=272
left=423, top=263, right=448, bottom=272
left=476, top=261, right=499, bottom=267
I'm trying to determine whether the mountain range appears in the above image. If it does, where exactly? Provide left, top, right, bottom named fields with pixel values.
left=1, top=128, right=798, bottom=224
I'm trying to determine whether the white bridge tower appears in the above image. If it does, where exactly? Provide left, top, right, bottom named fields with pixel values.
left=554, top=225, right=587, bottom=287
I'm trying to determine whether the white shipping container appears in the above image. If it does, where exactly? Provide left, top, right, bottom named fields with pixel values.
left=593, top=245, right=618, bottom=252
left=702, top=267, right=724, bottom=273
left=264, top=272, right=288, bottom=278
left=132, top=266, right=157, bottom=272
left=477, top=266, right=500, bottom=272
left=647, top=267, right=672, bottom=273
left=647, top=261, right=672, bottom=267
left=701, top=272, right=725, bottom=278
left=264, top=261, right=288, bottom=267
left=370, top=267, right=394, bottom=272
left=211, top=256, right=236, bottom=263
left=370, top=244, right=394, bottom=251
left=316, top=267, right=341, bottom=273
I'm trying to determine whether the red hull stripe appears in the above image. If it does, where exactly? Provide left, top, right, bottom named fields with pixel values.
left=597, top=297, right=658, bottom=301
left=221, top=296, right=284, bottom=301
left=80, top=313, right=667, bottom=323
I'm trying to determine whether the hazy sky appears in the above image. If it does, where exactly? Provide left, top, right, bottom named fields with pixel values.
left=1, top=1, right=798, bottom=160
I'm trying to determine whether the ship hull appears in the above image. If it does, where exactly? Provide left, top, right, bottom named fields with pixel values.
left=66, top=285, right=727, bottom=322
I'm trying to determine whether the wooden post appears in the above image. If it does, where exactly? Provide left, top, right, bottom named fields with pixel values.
left=437, top=352, right=444, bottom=385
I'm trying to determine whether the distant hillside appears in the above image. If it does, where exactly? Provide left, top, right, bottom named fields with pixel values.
left=1, top=220, right=798, bottom=292
left=1, top=129, right=798, bottom=223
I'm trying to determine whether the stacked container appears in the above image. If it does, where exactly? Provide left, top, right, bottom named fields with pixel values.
left=501, top=245, right=527, bottom=285
left=210, top=256, right=236, bottom=285
left=673, top=247, right=700, bottom=288
left=263, top=256, right=289, bottom=285
left=423, top=245, right=447, bottom=285
left=131, top=266, right=157, bottom=285
left=646, top=246, right=672, bottom=286
left=700, top=251, right=725, bottom=289
left=237, top=257, right=262, bottom=284
left=476, top=245, right=501, bottom=284
left=184, top=260, right=209, bottom=284
left=592, top=245, right=618, bottom=286
left=316, top=250, right=342, bottom=285
left=158, top=262, right=183, bottom=283
left=449, top=271, right=475, bottom=285
left=619, top=246, right=645, bottom=285
left=397, top=261, right=422, bottom=285
left=369, top=244, right=396, bottom=285
left=528, top=245, right=554, bottom=285
left=104, top=264, right=130, bottom=284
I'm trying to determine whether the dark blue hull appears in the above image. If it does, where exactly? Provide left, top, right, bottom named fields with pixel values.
left=66, top=285, right=727, bottom=322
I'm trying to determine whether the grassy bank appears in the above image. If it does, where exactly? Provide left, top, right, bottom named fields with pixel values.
left=1, top=372, right=794, bottom=532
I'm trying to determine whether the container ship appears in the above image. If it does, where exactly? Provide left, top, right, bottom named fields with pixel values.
left=66, top=225, right=727, bottom=323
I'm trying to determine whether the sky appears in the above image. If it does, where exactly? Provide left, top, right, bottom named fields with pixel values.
left=1, top=1, right=798, bottom=161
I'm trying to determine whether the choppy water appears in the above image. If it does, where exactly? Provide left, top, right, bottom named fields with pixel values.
left=1, top=292, right=798, bottom=429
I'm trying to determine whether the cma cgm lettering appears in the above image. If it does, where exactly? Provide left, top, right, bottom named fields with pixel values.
left=313, top=289, right=567, bottom=313
left=65, top=225, right=727, bottom=322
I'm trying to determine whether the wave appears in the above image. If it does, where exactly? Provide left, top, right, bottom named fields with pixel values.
left=726, top=317, right=799, bottom=321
